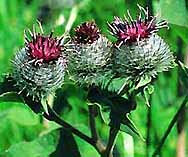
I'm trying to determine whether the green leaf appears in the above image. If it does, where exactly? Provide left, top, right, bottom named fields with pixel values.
left=99, top=104, right=111, bottom=124
left=178, top=61, right=188, bottom=77
left=109, top=97, right=135, bottom=129
left=142, top=85, right=154, bottom=107
left=51, top=129, right=81, bottom=157
left=146, top=85, right=154, bottom=95
left=160, top=0, right=188, bottom=27
left=7, top=105, right=40, bottom=126
left=88, top=102, right=111, bottom=124
left=177, top=61, right=188, bottom=92
left=0, top=129, right=60, bottom=157
left=0, top=103, right=42, bottom=152
left=75, top=134, right=100, bottom=157
left=143, top=86, right=151, bottom=107
left=135, top=75, right=151, bottom=90
left=121, top=115, right=145, bottom=141
left=0, top=92, right=22, bottom=103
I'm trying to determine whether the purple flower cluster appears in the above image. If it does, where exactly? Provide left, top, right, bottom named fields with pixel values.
left=11, top=5, right=175, bottom=100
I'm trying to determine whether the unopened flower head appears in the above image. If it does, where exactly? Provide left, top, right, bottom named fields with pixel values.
left=12, top=24, right=67, bottom=100
left=69, top=21, right=112, bottom=86
left=74, top=21, right=100, bottom=44
left=108, top=5, right=175, bottom=81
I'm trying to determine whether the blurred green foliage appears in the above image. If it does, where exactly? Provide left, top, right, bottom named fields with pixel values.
left=0, top=0, right=188, bottom=157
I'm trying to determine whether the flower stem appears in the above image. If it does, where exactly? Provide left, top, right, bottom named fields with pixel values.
left=88, top=104, right=106, bottom=153
left=88, top=105, right=98, bottom=141
left=152, top=95, right=188, bottom=157
left=43, top=105, right=94, bottom=146
left=146, top=97, right=152, bottom=157
left=102, top=127, right=119, bottom=157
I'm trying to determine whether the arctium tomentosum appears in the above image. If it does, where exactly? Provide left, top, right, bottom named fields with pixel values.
left=12, top=23, right=67, bottom=100
left=108, top=5, right=175, bottom=81
left=68, top=21, right=113, bottom=86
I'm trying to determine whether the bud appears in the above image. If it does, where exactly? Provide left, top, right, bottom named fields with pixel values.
left=68, top=21, right=113, bottom=86
left=108, top=5, right=175, bottom=81
left=12, top=25, right=67, bottom=100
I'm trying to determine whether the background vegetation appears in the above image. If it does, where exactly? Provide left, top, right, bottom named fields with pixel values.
left=0, top=0, right=188, bottom=157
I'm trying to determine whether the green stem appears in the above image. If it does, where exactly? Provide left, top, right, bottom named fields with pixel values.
left=88, top=105, right=98, bottom=141
left=88, top=104, right=106, bottom=153
left=152, top=95, right=188, bottom=157
left=102, top=127, right=119, bottom=157
left=43, top=103, right=107, bottom=155
left=43, top=105, right=95, bottom=146
left=146, top=97, right=152, bottom=157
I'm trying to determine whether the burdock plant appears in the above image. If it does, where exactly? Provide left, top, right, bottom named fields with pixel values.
left=0, top=5, right=180, bottom=157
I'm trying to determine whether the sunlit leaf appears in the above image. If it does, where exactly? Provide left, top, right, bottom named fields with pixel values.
left=6, top=105, right=40, bottom=126
left=0, top=129, right=60, bottom=157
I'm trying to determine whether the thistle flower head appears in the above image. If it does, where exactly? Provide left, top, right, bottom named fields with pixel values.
left=68, top=21, right=113, bottom=86
left=74, top=21, right=100, bottom=44
left=108, top=5, right=175, bottom=81
left=27, top=32, right=63, bottom=62
left=108, top=5, right=168, bottom=45
left=12, top=24, right=67, bottom=100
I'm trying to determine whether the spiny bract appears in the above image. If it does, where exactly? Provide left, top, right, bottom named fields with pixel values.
left=113, top=34, right=174, bottom=80
left=12, top=24, right=67, bottom=100
left=108, top=5, right=175, bottom=81
left=68, top=21, right=113, bottom=86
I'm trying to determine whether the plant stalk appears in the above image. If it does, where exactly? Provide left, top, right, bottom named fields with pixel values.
left=88, top=104, right=106, bottom=153
left=102, top=127, right=119, bottom=157
left=152, top=95, right=188, bottom=157
left=43, top=105, right=95, bottom=146
left=146, top=97, right=152, bottom=157
left=88, top=105, right=99, bottom=141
